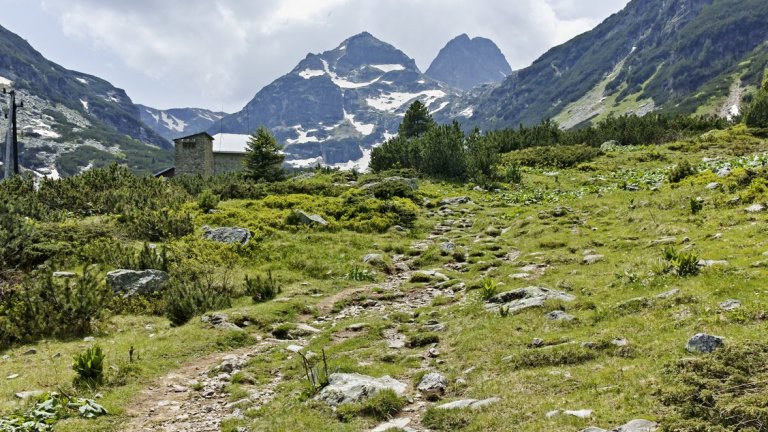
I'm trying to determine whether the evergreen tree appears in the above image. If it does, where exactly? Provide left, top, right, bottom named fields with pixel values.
left=418, top=121, right=466, bottom=180
left=745, top=71, right=768, bottom=128
left=243, top=126, right=285, bottom=182
left=399, top=100, right=436, bottom=139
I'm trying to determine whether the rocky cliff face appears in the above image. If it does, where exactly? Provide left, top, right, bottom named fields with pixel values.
left=467, top=0, right=768, bottom=130
left=0, top=24, right=172, bottom=177
left=425, top=34, right=512, bottom=91
left=138, top=106, right=227, bottom=141
left=211, top=32, right=455, bottom=167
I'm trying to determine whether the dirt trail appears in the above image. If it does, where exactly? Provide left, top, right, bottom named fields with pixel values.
left=121, top=203, right=472, bottom=431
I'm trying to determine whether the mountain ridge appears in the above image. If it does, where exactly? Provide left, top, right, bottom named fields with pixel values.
left=426, top=33, right=512, bottom=91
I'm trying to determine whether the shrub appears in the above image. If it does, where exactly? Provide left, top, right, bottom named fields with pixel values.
left=422, top=406, right=473, bottom=430
left=507, top=346, right=597, bottom=369
left=244, top=271, right=281, bottom=303
left=123, top=209, right=194, bottom=242
left=163, top=279, right=232, bottom=326
left=336, top=389, right=406, bottom=421
left=689, top=197, right=704, bottom=215
left=346, top=266, right=377, bottom=282
left=503, top=162, right=523, bottom=184
left=661, top=247, right=700, bottom=277
left=660, top=343, right=768, bottom=431
left=668, top=160, right=697, bottom=183
left=0, top=199, right=46, bottom=271
left=480, top=278, right=499, bottom=301
left=197, top=189, right=220, bottom=212
left=73, top=345, right=105, bottom=387
left=504, top=145, right=602, bottom=169
left=0, top=266, right=111, bottom=346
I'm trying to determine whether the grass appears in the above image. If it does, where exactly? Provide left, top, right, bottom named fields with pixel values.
left=3, top=128, right=768, bottom=430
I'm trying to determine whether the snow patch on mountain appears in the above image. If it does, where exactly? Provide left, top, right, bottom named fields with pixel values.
left=80, top=99, right=89, bottom=111
left=0, top=76, right=12, bottom=86
left=321, top=59, right=381, bottom=89
left=76, top=77, right=88, bottom=85
left=333, top=147, right=372, bottom=171
left=344, top=110, right=375, bottom=136
left=458, top=106, right=474, bottom=117
left=160, top=112, right=187, bottom=132
left=372, top=64, right=405, bottom=73
left=287, top=125, right=322, bottom=144
left=299, top=69, right=325, bottom=79
left=366, top=90, right=447, bottom=112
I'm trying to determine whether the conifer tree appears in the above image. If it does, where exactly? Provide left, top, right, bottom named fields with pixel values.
left=399, top=100, right=436, bottom=139
left=745, top=71, right=768, bottom=128
left=243, top=126, right=285, bottom=182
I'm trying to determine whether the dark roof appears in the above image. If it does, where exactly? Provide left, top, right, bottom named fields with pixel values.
left=173, top=132, right=214, bottom=142
left=153, top=166, right=175, bottom=177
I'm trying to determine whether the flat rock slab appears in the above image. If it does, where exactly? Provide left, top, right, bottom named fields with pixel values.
left=372, top=418, right=415, bottom=432
left=202, top=226, right=252, bottom=245
left=439, top=196, right=472, bottom=206
left=486, top=286, right=575, bottom=314
left=106, top=269, right=169, bottom=297
left=436, top=397, right=501, bottom=410
left=316, top=373, right=407, bottom=407
left=686, top=333, right=724, bottom=353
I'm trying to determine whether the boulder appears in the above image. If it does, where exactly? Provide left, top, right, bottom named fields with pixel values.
left=52, top=272, right=76, bottom=278
left=202, top=226, right=252, bottom=245
left=316, top=373, right=407, bottom=407
left=439, top=242, right=456, bottom=255
left=686, top=333, right=724, bottom=353
left=613, top=419, right=658, bottom=432
left=486, top=286, right=575, bottom=314
left=546, top=310, right=575, bottom=321
left=600, top=140, right=619, bottom=151
left=293, top=210, right=329, bottom=226
left=745, top=204, right=766, bottom=213
left=719, top=299, right=741, bottom=311
left=436, top=397, right=501, bottom=410
left=417, top=372, right=447, bottom=399
left=439, top=196, right=471, bottom=206
left=106, top=269, right=169, bottom=297
left=583, top=254, right=605, bottom=265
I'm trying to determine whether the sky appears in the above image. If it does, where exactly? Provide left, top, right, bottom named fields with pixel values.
left=0, top=0, right=630, bottom=113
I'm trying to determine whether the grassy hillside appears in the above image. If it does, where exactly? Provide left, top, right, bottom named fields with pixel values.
left=1, top=125, right=768, bottom=431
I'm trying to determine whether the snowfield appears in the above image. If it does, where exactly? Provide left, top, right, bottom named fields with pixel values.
left=286, top=125, right=322, bottom=144
left=371, top=64, right=405, bottom=73
left=366, top=90, right=447, bottom=112
left=344, top=110, right=375, bottom=136
left=298, top=69, right=325, bottom=79
left=0, top=76, right=12, bottom=87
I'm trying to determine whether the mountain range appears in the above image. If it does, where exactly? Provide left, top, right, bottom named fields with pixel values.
left=1, top=0, right=767, bottom=176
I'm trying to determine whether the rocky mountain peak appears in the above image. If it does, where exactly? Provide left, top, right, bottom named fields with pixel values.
left=426, top=34, right=512, bottom=91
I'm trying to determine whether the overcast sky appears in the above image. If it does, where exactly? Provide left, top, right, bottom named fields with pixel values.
left=0, top=0, right=629, bottom=112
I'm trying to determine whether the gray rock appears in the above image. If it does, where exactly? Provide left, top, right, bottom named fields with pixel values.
left=697, top=259, right=728, bottom=267
left=706, top=182, right=720, bottom=190
left=52, top=271, right=76, bottom=278
left=293, top=210, right=329, bottom=226
left=719, top=299, right=741, bottom=311
left=486, top=286, right=575, bottom=314
left=745, top=204, right=766, bottom=213
left=417, top=372, right=447, bottom=399
left=580, top=428, right=608, bottom=432
left=686, top=333, right=724, bottom=353
left=439, top=242, right=456, bottom=255
left=106, top=269, right=169, bottom=297
left=423, top=323, right=446, bottom=332
left=439, top=196, right=471, bottom=206
left=316, top=373, right=407, bottom=406
left=600, top=140, right=619, bottom=151
left=656, top=289, right=680, bottom=299
left=546, top=310, right=575, bottom=321
left=613, top=419, right=658, bottom=432
left=202, top=226, right=252, bottom=245
left=363, top=254, right=385, bottom=265
left=612, top=338, right=629, bottom=347
left=14, top=390, right=43, bottom=400
left=583, top=254, right=604, bottom=265
left=717, top=167, right=731, bottom=177
left=436, top=397, right=501, bottom=410
left=372, top=418, right=414, bottom=432
left=202, top=313, right=242, bottom=331
left=22, top=348, right=36, bottom=355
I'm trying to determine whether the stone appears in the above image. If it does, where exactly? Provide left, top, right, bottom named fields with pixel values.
left=583, top=254, right=604, bottom=265
left=52, top=271, right=76, bottom=278
left=600, top=140, right=619, bottom=151
left=580, top=428, right=608, bottom=432
left=566, top=409, right=593, bottom=418
left=22, top=348, right=37, bottom=355
left=6, top=374, right=19, bottom=380
left=745, top=204, right=766, bottom=213
left=439, top=196, right=471, bottom=206
left=14, top=390, right=43, bottom=400
left=436, top=397, right=501, bottom=410
left=202, top=313, right=242, bottom=331
left=285, top=345, right=304, bottom=353
left=612, top=338, right=629, bottom=347
left=613, top=419, right=658, bottom=431
left=362, top=254, right=386, bottom=267
left=486, top=286, right=575, bottom=314
left=106, top=269, right=170, bottom=297
left=315, top=373, right=407, bottom=406
left=294, top=323, right=321, bottom=334
left=410, top=270, right=449, bottom=283
left=372, top=418, right=414, bottom=432
left=83, top=336, right=96, bottom=342
left=423, top=323, right=446, bottom=332
left=439, top=242, right=456, bottom=254
left=706, top=182, right=720, bottom=190
left=417, top=372, right=447, bottom=399
left=719, top=299, right=741, bottom=311
left=697, top=259, right=728, bottom=267
left=686, top=333, right=724, bottom=353
left=546, top=310, right=575, bottom=321
left=656, top=289, right=680, bottom=299
left=293, top=210, right=329, bottom=226
left=201, top=226, right=252, bottom=245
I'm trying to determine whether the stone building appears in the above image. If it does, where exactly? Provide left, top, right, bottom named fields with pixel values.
left=168, top=132, right=249, bottom=177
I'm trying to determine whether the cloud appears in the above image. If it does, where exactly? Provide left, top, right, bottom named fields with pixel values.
left=38, top=0, right=629, bottom=110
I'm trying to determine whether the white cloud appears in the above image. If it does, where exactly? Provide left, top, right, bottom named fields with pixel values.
left=36, top=0, right=630, bottom=110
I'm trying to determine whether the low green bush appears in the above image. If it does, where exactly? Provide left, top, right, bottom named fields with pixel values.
left=503, top=145, right=603, bottom=169
left=336, top=389, right=406, bottom=421
left=244, top=271, right=282, bottom=303
left=668, top=160, right=697, bottom=183
left=163, top=279, right=232, bottom=326
left=73, top=345, right=105, bottom=387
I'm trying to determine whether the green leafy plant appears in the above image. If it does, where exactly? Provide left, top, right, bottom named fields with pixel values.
left=73, top=345, right=105, bottom=387
left=689, top=197, right=704, bottom=215
left=668, top=160, right=697, bottom=183
left=346, top=266, right=377, bottom=282
left=197, top=188, right=220, bottom=212
left=661, top=247, right=701, bottom=277
left=244, top=271, right=281, bottom=303
left=480, top=278, right=499, bottom=301
left=336, top=389, right=406, bottom=421
left=299, top=349, right=329, bottom=396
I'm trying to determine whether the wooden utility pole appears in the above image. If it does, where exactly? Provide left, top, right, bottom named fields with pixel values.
left=3, top=90, right=21, bottom=180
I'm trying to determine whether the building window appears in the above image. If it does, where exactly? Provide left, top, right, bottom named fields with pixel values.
left=183, top=141, right=196, bottom=149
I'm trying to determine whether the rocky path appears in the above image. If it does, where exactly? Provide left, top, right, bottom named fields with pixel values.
left=121, top=198, right=477, bottom=432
